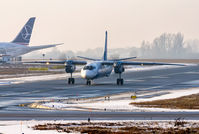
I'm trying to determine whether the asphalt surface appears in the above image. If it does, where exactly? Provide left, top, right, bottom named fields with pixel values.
left=1, top=64, right=199, bottom=120
left=1, top=111, right=199, bottom=120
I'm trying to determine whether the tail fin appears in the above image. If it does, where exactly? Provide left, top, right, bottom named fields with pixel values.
left=103, top=31, right=108, bottom=61
left=12, top=17, right=36, bottom=45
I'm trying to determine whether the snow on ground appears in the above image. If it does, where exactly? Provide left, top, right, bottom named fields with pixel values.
left=125, top=63, right=194, bottom=72
left=126, top=65, right=175, bottom=72
left=38, top=87, right=199, bottom=112
left=0, top=120, right=199, bottom=134
left=184, top=80, right=199, bottom=85
left=0, top=73, right=79, bottom=85
left=0, top=120, right=65, bottom=134
left=135, top=88, right=199, bottom=102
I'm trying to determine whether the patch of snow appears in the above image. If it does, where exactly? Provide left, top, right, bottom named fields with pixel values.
left=184, top=80, right=199, bottom=85
left=41, top=87, right=199, bottom=112
left=1, top=120, right=199, bottom=134
left=134, top=88, right=199, bottom=102
left=126, top=63, right=195, bottom=72
left=0, top=120, right=65, bottom=134
left=0, top=73, right=79, bottom=85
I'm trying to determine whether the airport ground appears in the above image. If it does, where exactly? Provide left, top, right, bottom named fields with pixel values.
left=1, top=59, right=199, bottom=133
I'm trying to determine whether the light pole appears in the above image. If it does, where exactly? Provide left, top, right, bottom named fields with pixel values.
left=42, top=54, right=45, bottom=61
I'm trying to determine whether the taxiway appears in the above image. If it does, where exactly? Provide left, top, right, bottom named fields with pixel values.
left=0, top=64, right=199, bottom=120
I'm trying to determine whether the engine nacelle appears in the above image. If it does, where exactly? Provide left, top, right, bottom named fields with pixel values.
left=65, top=63, right=76, bottom=73
left=114, top=62, right=125, bottom=74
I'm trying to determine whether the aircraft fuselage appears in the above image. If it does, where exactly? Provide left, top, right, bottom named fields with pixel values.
left=0, top=42, right=32, bottom=57
left=81, top=61, right=113, bottom=80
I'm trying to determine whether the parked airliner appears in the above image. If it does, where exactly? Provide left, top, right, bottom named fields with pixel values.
left=32, top=31, right=183, bottom=85
left=0, top=17, right=62, bottom=62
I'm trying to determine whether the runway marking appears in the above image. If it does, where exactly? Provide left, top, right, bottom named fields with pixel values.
left=54, top=85, right=86, bottom=90
left=0, top=73, right=80, bottom=86
left=150, top=76, right=168, bottom=79
left=139, top=84, right=172, bottom=91
left=123, top=79, right=145, bottom=82
left=184, top=80, right=199, bottom=85
left=184, top=71, right=199, bottom=74
left=0, top=80, right=12, bottom=85
left=0, top=85, right=86, bottom=97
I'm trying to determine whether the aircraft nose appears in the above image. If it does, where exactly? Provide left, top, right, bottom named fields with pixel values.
left=81, top=70, right=96, bottom=79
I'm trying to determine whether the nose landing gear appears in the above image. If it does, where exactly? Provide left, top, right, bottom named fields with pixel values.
left=114, top=63, right=125, bottom=85
left=116, top=73, right=123, bottom=85
left=68, top=73, right=75, bottom=84
left=86, top=79, right=92, bottom=85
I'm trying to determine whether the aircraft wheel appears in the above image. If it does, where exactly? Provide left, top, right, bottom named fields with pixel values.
left=88, top=80, right=91, bottom=85
left=121, top=79, right=124, bottom=85
left=117, top=79, right=124, bottom=85
left=117, top=79, right=120, bottom=85
left=71, top=78, right=75, bottom=84
left=87, top=80, right=91, bottom=85
left=68, top=78, right=71, bottom=84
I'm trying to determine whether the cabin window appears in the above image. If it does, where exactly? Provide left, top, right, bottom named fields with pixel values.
left=83, top=66, right=95, bottom=70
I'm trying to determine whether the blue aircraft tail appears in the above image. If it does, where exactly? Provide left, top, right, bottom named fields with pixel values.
left=103, top=31, right=108, bottom=61
left=12, top=17, right=36, bottom=45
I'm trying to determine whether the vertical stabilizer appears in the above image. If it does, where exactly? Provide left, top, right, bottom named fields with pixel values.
left=103, top=31, right=108, bottom=61
left=12, top=17, right=36, bottom=45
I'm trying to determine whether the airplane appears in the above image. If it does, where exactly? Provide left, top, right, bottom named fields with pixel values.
left=31, top=31, right=183, bottom=85
left=0, top=17, right=62, bottom=62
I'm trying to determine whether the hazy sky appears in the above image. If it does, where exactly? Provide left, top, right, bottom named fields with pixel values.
left=0, top=0, right=199, bottom=52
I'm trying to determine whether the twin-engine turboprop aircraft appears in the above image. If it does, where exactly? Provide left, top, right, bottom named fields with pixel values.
left=32, top=31, right=183, bottom=85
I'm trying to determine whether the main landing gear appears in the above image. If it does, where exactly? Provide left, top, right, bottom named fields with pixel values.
left=86, top=79, right=92, bottom=85
left=116, top=73, right=123, bottom=85
left=68, top=73, right=75, bottom=84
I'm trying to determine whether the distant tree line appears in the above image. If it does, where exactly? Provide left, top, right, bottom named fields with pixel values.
left=138, top=33, right=199, bottom=59
left=23, top=33, right=199, bottom=59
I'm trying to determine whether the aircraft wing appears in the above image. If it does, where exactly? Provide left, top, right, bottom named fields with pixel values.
left=101, top=61, right=185, bottom=66
left=29, top=43, right=63, bottom=51
left=120, top=61, right=185, bottom=66
left=26, top=60, right=87, bottom=65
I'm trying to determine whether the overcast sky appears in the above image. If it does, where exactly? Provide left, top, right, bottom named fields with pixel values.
left=0, top=0, right=199, bottom=52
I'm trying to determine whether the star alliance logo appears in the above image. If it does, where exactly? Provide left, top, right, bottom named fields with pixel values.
left=21, top=25, right=32, bottom=41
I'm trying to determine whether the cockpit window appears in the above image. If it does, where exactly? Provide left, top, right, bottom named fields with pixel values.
left=83, top=66, right=95, bottom=70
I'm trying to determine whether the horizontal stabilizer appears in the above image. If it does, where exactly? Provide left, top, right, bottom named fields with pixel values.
left=29, top=43, right=63, bottom=51
left=112, top=56, right=137, bottom=61
left=77, top=56, right=100, bottom=61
